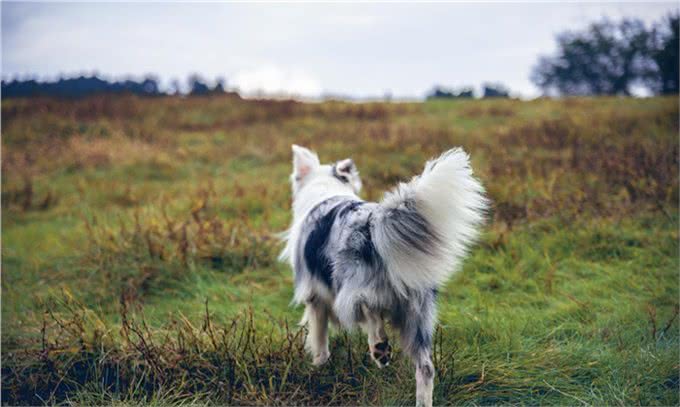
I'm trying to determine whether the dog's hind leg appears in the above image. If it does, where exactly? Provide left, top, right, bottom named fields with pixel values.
left=360, top=304, right=391, bottom=368
left=414, top=349, right=434, bottom=407
left=395, top=291, right=437, bottom=407
left=303, top=298, right=330, bottom=366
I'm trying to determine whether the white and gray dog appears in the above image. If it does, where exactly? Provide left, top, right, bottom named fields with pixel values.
left=280, top=145, right=487, bottom=407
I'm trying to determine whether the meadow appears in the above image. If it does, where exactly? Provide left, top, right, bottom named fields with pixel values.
left=1, top=94, right=678, bottom=406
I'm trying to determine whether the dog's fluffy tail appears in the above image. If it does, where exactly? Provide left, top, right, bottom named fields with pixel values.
left=372, top=148, right=488, bottom=295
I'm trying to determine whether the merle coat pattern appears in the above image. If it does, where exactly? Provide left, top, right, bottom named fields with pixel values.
left=280, top=145, right=487, bottom=407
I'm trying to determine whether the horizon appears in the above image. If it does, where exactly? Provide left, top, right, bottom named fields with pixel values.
left=2, top=2, right=678, bottom=100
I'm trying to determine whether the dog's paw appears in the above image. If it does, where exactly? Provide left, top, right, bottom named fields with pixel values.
left=370, top=340, right=392, bottom=368
left=312, top=350, right=330, bottom=366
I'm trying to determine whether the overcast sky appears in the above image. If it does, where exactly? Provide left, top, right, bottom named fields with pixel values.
left=2, top=2, right=677, bottom=99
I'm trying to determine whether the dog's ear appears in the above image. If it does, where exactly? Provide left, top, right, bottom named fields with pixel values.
left=292, top=144, right=320, bottom=180
left=335, top=158, right=356, bottom=177
left=335, top=158, right=362, bottom=193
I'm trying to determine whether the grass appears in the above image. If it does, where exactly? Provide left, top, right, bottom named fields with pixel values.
left=1, top=94, right=678, bottom=405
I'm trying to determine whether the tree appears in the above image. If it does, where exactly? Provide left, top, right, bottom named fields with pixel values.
left=170, top=79, right=182, bottom=95
left=426, top=86, right=474, bottom=99
left=482, top=83, right=510, bottom=98
left=187, top=75, right=229, bottom=96
left=188, top=74, right=211, bottom=96
left=646, top=13, right=679, bottom=94
left=531, top=18, right=651, bottom=96
left=213, top=77, right=226, bottom=94
left=140, top=76, right=160, bottom=95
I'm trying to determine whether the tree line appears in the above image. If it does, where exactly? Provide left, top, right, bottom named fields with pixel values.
left=1, top=75, right=231, bottom=99
left=426, top=83, right=511, bottom=100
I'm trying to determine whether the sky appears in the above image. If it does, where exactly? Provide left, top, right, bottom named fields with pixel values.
left=2, top=2, right=678, bottom=99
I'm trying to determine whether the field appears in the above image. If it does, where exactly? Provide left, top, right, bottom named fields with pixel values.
left=1, top=94, right=678, bottom=406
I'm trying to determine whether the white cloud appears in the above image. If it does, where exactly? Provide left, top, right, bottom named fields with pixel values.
left=231, top=66, right=322, bottom=98
left=327, top=15, right=380, bottom=27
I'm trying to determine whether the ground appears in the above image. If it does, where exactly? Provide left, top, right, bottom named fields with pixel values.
left=1, top=95, right=678, bottom=405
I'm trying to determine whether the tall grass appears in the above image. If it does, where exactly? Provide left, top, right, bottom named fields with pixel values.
left=2, top=95, right=678, bottom=405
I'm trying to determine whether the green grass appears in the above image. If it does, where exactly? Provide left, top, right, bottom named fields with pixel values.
left=1, top=95, right=678, bottom=405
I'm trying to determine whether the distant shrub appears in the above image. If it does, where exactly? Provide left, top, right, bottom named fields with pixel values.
left=426, top=85, right=474, bottom=99
left=482, top=83, right=511, bottom=98
left=188, top=74, right=230, bottom=97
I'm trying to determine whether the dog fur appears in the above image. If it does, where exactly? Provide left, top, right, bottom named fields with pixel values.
left=280, top=145, right=487, bottom=407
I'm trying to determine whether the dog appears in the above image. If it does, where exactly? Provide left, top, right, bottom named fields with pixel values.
left=280, top=145, right=487, bottom=407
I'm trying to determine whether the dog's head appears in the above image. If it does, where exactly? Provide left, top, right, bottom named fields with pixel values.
left=290, top=145, right=362, bottom=196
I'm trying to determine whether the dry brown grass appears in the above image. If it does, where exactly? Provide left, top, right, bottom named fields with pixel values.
left=2, top=94, right=677, bottom=406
